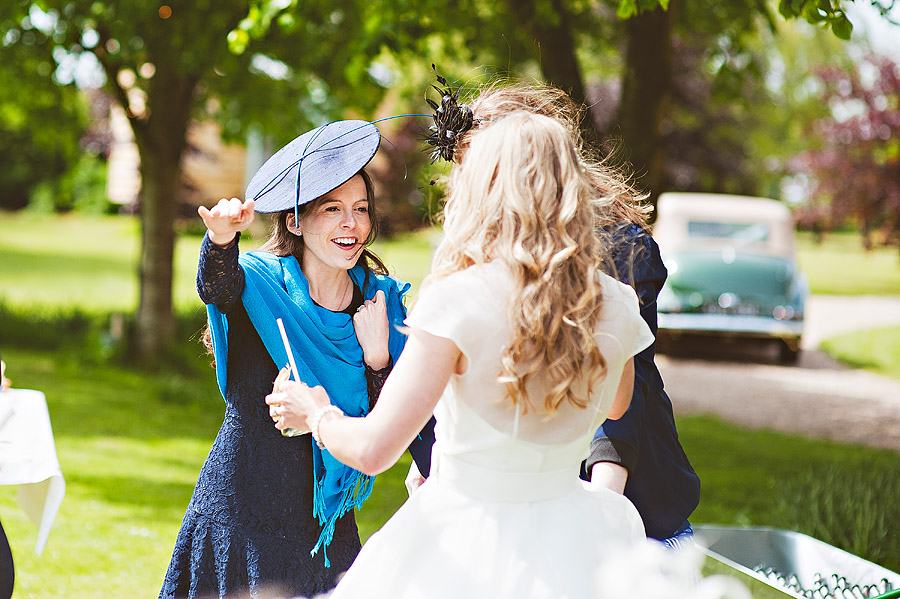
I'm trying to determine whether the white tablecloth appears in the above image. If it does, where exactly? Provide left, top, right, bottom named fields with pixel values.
left=0, top=388, right=66, bottom=555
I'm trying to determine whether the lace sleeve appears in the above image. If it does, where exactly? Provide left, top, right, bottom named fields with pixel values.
left=365, top=357, right=393, bottom=410
left=197, top=232, right=245, bottom=313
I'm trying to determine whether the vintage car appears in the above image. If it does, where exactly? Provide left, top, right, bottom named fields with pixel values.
left=653, top=192, right=807, bottom=363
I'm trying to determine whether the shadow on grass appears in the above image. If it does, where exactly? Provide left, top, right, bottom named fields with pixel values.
left=65, top=473, right=197, bottom=516
left=7, top=343, right=225, bottom=441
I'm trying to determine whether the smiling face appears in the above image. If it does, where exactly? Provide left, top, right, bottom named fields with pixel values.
left=288, top=174, right=372, bottom=274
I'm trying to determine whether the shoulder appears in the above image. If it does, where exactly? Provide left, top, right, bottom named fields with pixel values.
left=604, top=223, right=665, bottom=289
left=406, top=264, right=510, bottom=358
left=418, top=263, right=511, bottom=304
left=240, top=250, right=282, bottom=269
left=597, top=271, right=640, bottom=307
left=408, top=263, right=510, bottom=323
left=605, top=223, right=659, bottom=262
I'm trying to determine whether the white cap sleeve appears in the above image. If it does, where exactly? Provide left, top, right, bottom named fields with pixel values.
left=601, top=276, right=655, bottom=359
left=404, top=271, right=493, bottom=364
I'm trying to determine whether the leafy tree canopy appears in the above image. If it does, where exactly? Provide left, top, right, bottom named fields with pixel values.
left=793, top=51, right=900, bottom=250
left=0, top=9, right=86, bottom=209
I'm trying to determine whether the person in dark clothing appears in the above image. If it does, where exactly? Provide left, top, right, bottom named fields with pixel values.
left=581, top=224, right=701, bottom=546
left=159, top=120, right=434, bottom=599
left=0, top=518, right=12, bottom=599
left=0, top=349, right=13, bottom=599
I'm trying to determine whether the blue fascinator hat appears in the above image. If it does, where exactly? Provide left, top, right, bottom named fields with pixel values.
left=246, top=120, right=381, bottom=214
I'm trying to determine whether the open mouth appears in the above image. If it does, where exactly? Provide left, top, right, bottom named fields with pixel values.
left=332, top=236, right=359, bottom=250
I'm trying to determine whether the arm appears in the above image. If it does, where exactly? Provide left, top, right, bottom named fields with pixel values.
left=0, top=359, right=9, bottom=392
left=269, top=328, right=461, bottom=476
left=196, top=198, right=255, bottom=310
left=354, top=287, right=438, bottom=477
left=364, top=359, right=392, bottom=409
left=585, top=226, right=666, bottom=485
left=587, top=357, right=635, bottom=493
left=608, top=357, right=635, bottom=420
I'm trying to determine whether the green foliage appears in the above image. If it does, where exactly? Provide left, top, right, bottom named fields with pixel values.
left=0, top=14, right=87, bottom=210
left=616, top=0, right=668, bottom=19
left=821, top=326, right=900, bottom=379
left=0, top=212, right=205, bottom=313
left=70, top=152, right=113, bottom=214
left=777, top=0, right=854, bottom=39
left=0, top=301, right=98, bottom=351
left=0, top=299, right=210, bottom=372
left=27, top=152, right=111, bottom=214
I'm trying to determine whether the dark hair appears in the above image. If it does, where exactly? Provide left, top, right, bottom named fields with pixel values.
left=201, top=168, right=388, bottom=364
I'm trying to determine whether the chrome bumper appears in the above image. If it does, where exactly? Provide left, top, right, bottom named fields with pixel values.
left=658, top=312, right=803, bottom=340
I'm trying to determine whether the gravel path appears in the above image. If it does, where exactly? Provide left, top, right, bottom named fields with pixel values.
left=660, top=295, right=900, bottom=452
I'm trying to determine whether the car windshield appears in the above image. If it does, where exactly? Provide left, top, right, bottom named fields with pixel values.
left=687, top=221, right=770, bottom=244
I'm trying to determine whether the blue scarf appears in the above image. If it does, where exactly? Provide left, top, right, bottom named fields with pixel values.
left=206, top=251, right=409, bottom=565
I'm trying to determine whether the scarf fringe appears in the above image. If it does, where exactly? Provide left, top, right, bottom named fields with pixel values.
left=310, top=462, right=375, bottom=567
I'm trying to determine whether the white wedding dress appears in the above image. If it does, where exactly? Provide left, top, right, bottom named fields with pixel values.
left=330, top=262, right=655, bottom=599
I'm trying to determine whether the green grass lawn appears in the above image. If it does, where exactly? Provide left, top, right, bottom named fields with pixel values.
left=0, top=211, right=435, bottom=313
left=820, top=325, right=900, bottom=380
left=2, top=212, right=900, bottom=597
left=3, top=348, right=898, bottom=598
left=795, top=231, right=900, bottom=296
left=0, top=347, right=414, bottom=598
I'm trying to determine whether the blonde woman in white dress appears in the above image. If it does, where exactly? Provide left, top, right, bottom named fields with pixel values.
left=266, top=110, right=655, bottom=599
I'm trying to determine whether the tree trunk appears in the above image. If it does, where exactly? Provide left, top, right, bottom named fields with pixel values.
left=617, top=3, right=676, bottom=208
left=505, top=0, right=601, bottom=146
left=130, top=69, right=198, bottom=361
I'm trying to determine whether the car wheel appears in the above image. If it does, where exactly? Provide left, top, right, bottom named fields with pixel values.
left=777, top=341, right=800, bottom=365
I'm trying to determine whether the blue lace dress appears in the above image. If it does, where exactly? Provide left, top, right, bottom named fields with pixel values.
left=159, top=235, right=389, bottom=599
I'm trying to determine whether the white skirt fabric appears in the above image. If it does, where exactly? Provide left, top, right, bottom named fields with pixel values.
left=328, top=455, right=644, bottom=599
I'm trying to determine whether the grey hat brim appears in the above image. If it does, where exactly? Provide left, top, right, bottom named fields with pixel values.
left=246, top=120, right=381, bottom=214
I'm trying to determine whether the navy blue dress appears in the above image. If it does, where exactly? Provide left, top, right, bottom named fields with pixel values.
left=160, top=235, right=367, bottom=598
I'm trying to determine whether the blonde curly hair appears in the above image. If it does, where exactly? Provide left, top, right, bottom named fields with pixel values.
left=430, top=111, right=613, bottom=414
left=458, top=82, right=649, bottom=230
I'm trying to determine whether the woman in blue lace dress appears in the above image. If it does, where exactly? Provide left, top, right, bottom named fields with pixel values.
left=159, top=120, right=433, bottom=599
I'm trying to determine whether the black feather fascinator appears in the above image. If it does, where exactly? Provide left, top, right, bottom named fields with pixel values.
left=425, top=65, right=477, bottom=163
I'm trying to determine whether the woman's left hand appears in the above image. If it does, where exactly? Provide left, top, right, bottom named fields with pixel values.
left=266, top=380, right=330, bottom=433
left=353, top=289, right=390, bottom=369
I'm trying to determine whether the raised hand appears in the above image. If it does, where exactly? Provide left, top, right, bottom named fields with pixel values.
left=353, top=289, right=390, bottom=370
left=198, top=197, right=255, bottom=246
